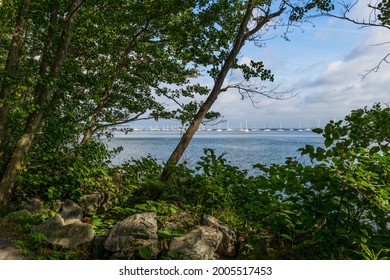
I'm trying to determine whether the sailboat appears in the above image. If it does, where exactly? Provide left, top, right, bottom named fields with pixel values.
left=277, top=122, right=284, bottom=131
left=226, top=121, right=234, bottom=131
left=244, top=120, right=249, bottom=132
left=239, top=122, right=245, bottom=132
left=298, top=121, right=304, bottom=131
left=263, top=122, right=271, bottom=132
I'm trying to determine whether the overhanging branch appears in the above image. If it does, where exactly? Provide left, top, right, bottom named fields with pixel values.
left=225, top=82, right=297, bottom=108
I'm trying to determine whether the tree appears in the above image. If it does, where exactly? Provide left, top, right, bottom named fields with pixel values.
left=0, top=0, right=30, bottom=141
left=0, top=0, right=84, bottom=206
left=0, top=0, right=235, bottom=206
left=160, top=0, right=336, bottom=180
left=69, top=1, right=204, bottom=145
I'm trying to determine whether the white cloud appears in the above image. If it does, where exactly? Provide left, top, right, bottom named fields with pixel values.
left=144, top=6, right=389, bottom=130
left=211, top=19, right=390, bottom=129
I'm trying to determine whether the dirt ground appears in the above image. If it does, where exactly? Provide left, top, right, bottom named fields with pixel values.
left=0, top=220, right=26, bottom=260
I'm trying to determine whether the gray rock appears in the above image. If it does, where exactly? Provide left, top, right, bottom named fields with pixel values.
left=80, top=192, right=115, bottom=215
left=92, top=234, right=110, bottom=260
left=168, top=226, right=223, bottom=260
left=4, top=209, right=34, bottom=222
left=59, top=199, right=83, bottom=220
left=32, top=214, right=94, bottom=249
left=202, top=214, right=238, bottom=257
left=104, top=212, right=158, bottom=253
left=20, top=197, right=48, bottom=215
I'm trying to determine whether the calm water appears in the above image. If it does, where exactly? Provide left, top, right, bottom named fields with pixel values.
left=104, top=130, right=324, bottom=171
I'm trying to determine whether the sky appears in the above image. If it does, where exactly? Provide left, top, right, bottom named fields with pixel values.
left=144, top=1, right=390, bottom=129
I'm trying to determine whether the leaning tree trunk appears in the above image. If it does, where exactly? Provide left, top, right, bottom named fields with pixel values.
left=0, top=0, right=82, bottom=207
left=79, top=42, right=136, bottom=146
left=160, top=1, right=255, bottom=181
left=0, top=0, right=31, bottom=141
left=79, top=83, right=112, bottom=146
left=160, top=0, right=285, bottom=181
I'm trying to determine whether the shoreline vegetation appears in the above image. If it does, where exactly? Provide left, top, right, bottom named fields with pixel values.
left=0, top=104, right=389, bottom=260
left=1, top=1, right=389, bottom=260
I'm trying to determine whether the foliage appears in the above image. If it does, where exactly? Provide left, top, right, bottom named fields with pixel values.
left=3, top=104, right=388, bottom=260
left=14, top=141, right=117, bottom=201
left=1, top=0, right=388, bottom=260
left=92, top=104, right=388, bottom=259
left=377, top=0, right=390, bottom=26
left=162, top=104, right=390, bottom=259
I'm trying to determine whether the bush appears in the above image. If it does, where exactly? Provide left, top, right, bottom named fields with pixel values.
left=166, top=103, right=390, bottom=259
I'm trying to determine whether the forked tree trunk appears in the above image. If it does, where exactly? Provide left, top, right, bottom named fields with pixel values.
left=0, top=0, right=31, bottom=140
left=0, top=0, right=83, bottom=207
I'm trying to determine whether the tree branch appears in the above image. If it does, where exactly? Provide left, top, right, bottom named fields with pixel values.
left=95, top=112, right=151, bottom=129
left=226, top=82, right=297, bottom=108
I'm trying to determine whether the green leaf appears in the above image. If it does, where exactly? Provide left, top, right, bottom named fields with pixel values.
left=324, top=138, right=334, bottom=148
left=312, top=128, right=323, bottom=134
left=280, top=233, right=293, bottom=241
left=138, top=246, right=153, bottom=260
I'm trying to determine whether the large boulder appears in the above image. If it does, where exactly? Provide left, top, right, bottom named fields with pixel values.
left=19, top=197, right=48, bottom=215
left=168, top=226, right=223, bottom=260
left=202, top=215, right=238, bottom=257
left=104, top=212, right=159, bottom=256
left=59, top=199, right=83, bottom=220
left=80, top=192, right=115, bottom=215
left=32, top=214, right=94, bottom=249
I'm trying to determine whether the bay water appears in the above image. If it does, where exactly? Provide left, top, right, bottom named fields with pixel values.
left=105, top=129, right=324, bottom=172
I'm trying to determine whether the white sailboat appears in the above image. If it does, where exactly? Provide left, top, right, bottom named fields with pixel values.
left=277, top=122, right=284, bottom=131
left=298, top=121, right=304, bottom=131
left=263, top=122, right=271, bottom=132
left=244, top=120, right=249, bottom=132
left=239, top=122, right=245, bottom=132
left=226, top=121, right=234, bottom=131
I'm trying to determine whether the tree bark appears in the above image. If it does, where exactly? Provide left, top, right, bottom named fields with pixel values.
left=0, top=0, right=83, bottom=207
left=160, top=1, right=256, bottom=181
left=0, top=0, right=31, bottom=140
left=160, top=1, right=285, bottom=181
left=79, top=83, right=111, bottom=146
left=79, top=42, right=137, bottom=146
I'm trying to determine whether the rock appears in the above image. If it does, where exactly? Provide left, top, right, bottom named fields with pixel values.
left=92, top=234, right=110, bottom=260
left=20, top=197, right=48, bottom=215
left=104, top=212, right=158, bottom=254
left=80, top=192, right=115, bottom=215
left=202, top=215, right=238, bottom=257
left=59, top=199, right=83, bottom=220
left=109, top=252, right=128, bottom=260
left=168, top=226, right=223, bottom=260
left=32, top=214, right=94, bottom=249
left=4, top=209, right=34, bottom=222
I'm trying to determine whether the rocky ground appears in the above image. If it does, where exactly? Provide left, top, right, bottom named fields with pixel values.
left=0, top=196, right=240, bottom=260
left=0, top=224, right=25, bottom=260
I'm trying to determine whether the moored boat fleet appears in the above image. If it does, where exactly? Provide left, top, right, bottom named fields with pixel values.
left=110, top=123, right=315, bottom=132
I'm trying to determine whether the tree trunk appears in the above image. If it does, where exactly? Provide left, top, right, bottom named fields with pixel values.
left=79, top=42, right=136, bottom=146
left=160, top=1, right=255, bottom=181
left=0, top=0, right=83, bottom=207
left=0, top=0, right=31, bottom=140
left=160, top=1, right=285, bottom=181
left=79, top=84, right=111, bottom=146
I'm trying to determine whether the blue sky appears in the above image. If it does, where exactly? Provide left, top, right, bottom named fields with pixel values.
left=146, top=1, right=390, bottom=129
